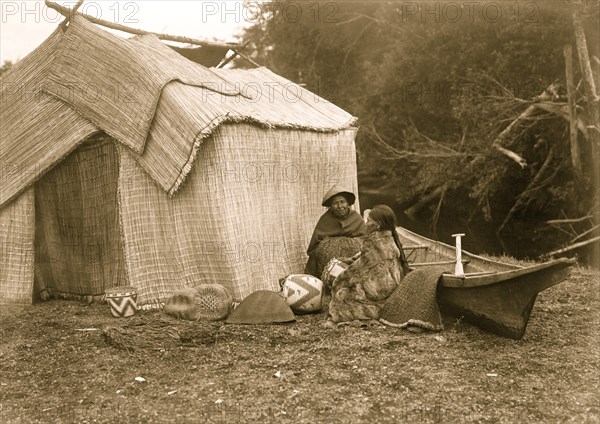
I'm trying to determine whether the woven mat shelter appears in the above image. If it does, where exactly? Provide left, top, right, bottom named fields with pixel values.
left=34, top=135, right=126, bottom=300
left=0, top=15, right=360, bottom=306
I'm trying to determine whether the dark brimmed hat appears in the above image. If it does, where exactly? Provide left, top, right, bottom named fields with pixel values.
left=321, top=185, right=356, bottom=207
left=225, top=290, right=296, bottom=324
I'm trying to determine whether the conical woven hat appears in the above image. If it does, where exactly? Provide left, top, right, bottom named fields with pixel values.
left=225, top=290, right=296, bottom=324
left=321, top=184, right=356, bottom=207
left=164, top=284, right=233, bottom=321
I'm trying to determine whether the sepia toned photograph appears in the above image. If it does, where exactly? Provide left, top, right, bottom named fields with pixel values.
left=0, top=1, right=598, bottom=422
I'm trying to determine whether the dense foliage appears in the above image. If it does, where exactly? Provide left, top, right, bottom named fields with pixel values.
left=240, top=0, right=599, bottom=259
left=0, top=60, right=13, bottom=76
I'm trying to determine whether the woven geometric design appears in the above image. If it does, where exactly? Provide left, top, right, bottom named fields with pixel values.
left=281, top=274, right=323, bottom=313
left=105, top=287, right=138, bottom=318
left=164, top=285, right=233, bottom=321
left=321, top=258, right=350, bottom=290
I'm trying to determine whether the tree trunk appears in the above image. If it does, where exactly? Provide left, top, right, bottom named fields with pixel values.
left=564, top=44, right=582, bottom=176
left=573, top=3, right=600, bottom=187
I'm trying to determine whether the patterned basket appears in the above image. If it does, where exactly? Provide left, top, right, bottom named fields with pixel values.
left=105, top=286, right=138, bottom=318
left=321, top=258, right=349, bottom=289
left=164, top=284, right=233, bottom=321
left=280, top=274, right=324, bottom=313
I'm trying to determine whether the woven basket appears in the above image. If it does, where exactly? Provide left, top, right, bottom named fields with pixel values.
left=105, top=286, right=138, bottom=318
left=164, top=284, right=233, bottom=321
left=321, top=258, right=350, bottom=289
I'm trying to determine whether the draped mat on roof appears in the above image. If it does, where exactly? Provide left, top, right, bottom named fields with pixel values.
left=0, top=16, right=360, bottom=306
left=0, top=15, right=357, bottom=208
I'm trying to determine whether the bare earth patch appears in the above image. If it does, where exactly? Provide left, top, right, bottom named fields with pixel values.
left=1, top=268, right=598, bottom=423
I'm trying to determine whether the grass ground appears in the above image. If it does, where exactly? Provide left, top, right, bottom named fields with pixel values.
left=0, top=267, right=598, bottom=424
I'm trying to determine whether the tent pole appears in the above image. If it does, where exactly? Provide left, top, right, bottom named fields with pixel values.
left=45, top=0, right=238, bottom=50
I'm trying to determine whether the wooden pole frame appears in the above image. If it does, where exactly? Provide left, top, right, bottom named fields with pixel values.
left=45, top=0, right=239, bottom=50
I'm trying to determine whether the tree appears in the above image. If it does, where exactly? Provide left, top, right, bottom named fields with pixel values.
left=241, top=0, right=599, bottom=260
left=0, top=60, right=14, bottom=77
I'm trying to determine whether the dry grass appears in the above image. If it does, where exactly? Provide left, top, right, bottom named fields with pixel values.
left=0, top=267, right=598, bottom=423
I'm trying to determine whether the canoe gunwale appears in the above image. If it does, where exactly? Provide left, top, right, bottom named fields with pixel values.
left=439, top=258, right=576, bottom=288
left=397, top=227, right=521, bottom=272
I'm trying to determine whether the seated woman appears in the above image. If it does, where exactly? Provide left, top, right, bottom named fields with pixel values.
left=327, top=204, right=411, bottom=326
left=304, top=186, right=367, bottom=278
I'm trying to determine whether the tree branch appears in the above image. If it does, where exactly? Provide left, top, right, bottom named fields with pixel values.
left=546, top=236, right=600, bottom=257
left=490, top=81, right=571, bottom=169
left=570, top=224, right=599, bottom=244
left=546, top=215, right=594, bottom=225
left=365, top=124, right=476, bottom=160
left=493, top=144, right=527, bottom=168
left=497, top=147, right=557, bottom=241
left=405, top=185, right=448, bottom=220
left=430, top=186, right=448, bottom=236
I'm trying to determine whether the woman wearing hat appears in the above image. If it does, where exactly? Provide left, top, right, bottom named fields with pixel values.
left=304, top=185, right=367, bottom=277
left=327, top=204, right=411, bottom=326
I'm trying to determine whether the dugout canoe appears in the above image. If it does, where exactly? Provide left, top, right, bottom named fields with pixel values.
left=396, top=227, right=576, bottom=339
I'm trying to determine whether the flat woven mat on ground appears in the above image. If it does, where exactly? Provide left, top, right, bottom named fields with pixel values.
left=102, top=314, right=222, bottom=352
left=380, top=266, right=447, bottom=331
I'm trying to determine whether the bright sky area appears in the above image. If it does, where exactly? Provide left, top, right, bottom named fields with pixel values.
left=0, top=0, right=255, bottom=63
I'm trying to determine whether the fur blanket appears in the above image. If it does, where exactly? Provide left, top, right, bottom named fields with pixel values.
left=328, top=231, right=404, bottom=323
